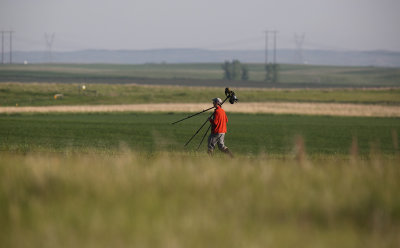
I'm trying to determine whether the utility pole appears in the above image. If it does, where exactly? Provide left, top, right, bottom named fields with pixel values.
left=272, top=30, right=278, bottom=64
left=264, top=30, right=279, bottom=83
left=1, top=31, right=4, bottom=64
left=1, top=31, right=14, bottom=64
left=264, top=30, right=268, bottom=65
left=44, top=32, right=55, bottom=63
left=294, top=33, right=305, bottom=64
left=10, top=31, right=13, bottom=64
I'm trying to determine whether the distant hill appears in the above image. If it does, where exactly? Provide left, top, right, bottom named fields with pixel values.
left=8, top=48, right=400, bottom=67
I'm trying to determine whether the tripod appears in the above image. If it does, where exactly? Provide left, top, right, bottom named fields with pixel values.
left=171, top=88, right=238, bottom=149
left=180, top=96, right=229, bottom=149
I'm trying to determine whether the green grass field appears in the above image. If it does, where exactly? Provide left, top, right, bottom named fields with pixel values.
left=1, top=83, right=400, bottom=107
left=1, top=63, right=400, bottom=86
left=1, top=112, right=399, bottom=157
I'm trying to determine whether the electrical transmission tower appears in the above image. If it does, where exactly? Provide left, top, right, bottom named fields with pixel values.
left=1, top=30, right=14, bottom=64
left=44, top=32, right=55, bottom=63
left=294, top=33, right=306, bottom=64
left=264, top=30, right=279, bottom=83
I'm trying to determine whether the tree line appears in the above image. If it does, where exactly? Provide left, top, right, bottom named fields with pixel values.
left=221, top=60, right=249, bottom=81
left=222, top=60, right=279, bottom=82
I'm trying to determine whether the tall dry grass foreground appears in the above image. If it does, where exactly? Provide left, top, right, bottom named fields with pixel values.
left=1, top=152, right=399, bottom=248
left=1, top=102, right=400, bottom=117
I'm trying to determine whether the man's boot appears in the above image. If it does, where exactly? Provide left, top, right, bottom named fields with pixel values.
left=207, top=149, right=214, bottom=156
left=223, top=148, right=234, bottom=158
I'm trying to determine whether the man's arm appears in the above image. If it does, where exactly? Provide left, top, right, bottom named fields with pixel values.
left=208, top=111, right=217, bottom=124
left=208, top=114, right=215, bottom=123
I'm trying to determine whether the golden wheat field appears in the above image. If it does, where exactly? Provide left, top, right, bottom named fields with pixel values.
left=1, top=102, right=400, bottom=117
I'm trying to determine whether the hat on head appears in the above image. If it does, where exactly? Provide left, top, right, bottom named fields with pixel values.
left=212, top=97, right=222, bottom=105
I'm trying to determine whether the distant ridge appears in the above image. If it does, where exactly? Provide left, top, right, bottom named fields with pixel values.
left=8, top=48, right=400, bottom=67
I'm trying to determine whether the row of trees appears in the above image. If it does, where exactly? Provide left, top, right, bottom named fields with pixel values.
left=221, top=60, right=249, bottom=81
left=221, top=60, right=279, bottom=82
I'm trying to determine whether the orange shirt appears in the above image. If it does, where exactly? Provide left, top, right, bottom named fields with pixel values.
left=210, top=106, right=228, bottom=134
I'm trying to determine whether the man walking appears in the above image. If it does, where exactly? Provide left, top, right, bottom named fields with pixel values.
left=208, top=97, right=234, bottom=158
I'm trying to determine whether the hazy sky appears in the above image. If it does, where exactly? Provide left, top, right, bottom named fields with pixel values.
left=1, top=0, right=400, bottom=51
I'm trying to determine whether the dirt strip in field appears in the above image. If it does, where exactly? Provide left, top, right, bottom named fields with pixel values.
left=1, top=102, right=400, bottom=117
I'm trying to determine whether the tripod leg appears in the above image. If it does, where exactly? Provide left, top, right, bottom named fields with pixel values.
left=173, top=95, right=230, bottom=125
left=171, top=106, right=214, bottom=124
left=197, top=124, right=211, bottom=150
left=184, top=118, right=210, bottom=147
